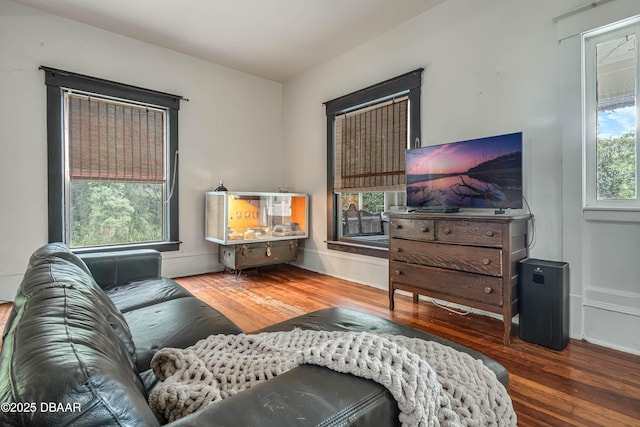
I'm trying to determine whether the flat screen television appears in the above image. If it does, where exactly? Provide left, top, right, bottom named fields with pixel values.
left=406, top=132, right=523, bottom=211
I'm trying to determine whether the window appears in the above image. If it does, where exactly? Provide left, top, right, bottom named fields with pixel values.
left=325, top=69, right=422, bottom=257
left=43, top=67, right=182, bottom=252
left=583, top=17, right=640, bottom=212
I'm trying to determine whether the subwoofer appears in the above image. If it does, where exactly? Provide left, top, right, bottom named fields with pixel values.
left=518, top=259, right=569, bottom=350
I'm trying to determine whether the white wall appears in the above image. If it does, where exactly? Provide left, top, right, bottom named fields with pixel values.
left=0, top=0, right=284, bottom=301
left=283, top=0, right=640, bottom=355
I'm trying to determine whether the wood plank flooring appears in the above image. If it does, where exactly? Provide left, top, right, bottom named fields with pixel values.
left=1, top=264, right=638, bottom=426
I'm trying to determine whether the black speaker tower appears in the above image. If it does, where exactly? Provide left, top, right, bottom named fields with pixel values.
left=518, top=259, right=569, bottom=350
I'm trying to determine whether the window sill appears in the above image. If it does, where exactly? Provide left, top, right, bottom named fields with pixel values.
left=327, top=240, right=388, bottom=259
left=583, top=207, right=640, bottom=223
left=71, top=241, right=181, bottom=254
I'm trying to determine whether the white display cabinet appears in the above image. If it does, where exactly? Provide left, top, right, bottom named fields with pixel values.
left=205, top=192, right=309, bottom=271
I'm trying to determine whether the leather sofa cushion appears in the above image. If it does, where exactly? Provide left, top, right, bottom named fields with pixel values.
left=0, top=244, right=158, bottom=426
left=124, top=297, right=243, bottom=373
left=106, top=277, right=194, bottom=313
left=79, top=249, right=162, bottom=290
left=17, top=243, right=137, bottom=362
left=258, top=307, right=509, bottom=387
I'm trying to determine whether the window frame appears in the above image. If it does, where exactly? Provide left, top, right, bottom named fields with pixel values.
left=582, top=17, right=640, bottom=221
left=42, top=66, right=181, bottom=252
left=325, top=69, right=422, bottom=257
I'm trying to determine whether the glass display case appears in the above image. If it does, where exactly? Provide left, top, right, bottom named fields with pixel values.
left=205, top=192, right=309, bottom=245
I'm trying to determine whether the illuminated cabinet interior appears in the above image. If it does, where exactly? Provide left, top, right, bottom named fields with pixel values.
left=205, top=192, right=309, bottom=271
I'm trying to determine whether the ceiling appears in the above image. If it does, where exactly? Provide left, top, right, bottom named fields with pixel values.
left=13, top=0, right=445, bottom=82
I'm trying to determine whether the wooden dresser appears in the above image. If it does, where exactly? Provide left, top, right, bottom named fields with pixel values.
left=387, top=212, right=531, bottom=345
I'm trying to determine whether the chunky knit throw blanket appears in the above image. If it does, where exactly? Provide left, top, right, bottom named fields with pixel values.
left=149, top=330, right=516, bottom=426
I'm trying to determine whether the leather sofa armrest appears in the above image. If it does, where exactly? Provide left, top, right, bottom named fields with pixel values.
left=79, top=249, right=162, bottom=290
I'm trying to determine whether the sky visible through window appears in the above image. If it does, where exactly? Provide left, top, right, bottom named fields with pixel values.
left=598, top=106, right=635, bottom=138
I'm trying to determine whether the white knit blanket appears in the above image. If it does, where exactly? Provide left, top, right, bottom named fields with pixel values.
left=149, top=330, right=516, bottom=426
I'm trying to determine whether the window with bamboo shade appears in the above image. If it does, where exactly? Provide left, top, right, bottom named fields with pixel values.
left=325, top=69, right=422, bottom=257
left=43, top=66, right=182, bottom=252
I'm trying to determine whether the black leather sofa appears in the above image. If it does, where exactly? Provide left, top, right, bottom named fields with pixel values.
left=0, top=243, right=508, bottom=426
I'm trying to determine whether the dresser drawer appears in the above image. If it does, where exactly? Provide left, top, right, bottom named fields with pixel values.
left=390, top=239, right=502, bottom=276
left=436, top=220, right=503, bottom=246
left=389, top=218, right=435, bottom=241
left=389, top=261, right=503, bottom=306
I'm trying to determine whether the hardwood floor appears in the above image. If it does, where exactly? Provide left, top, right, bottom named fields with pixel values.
left=1, top=264, right=638, bottom=426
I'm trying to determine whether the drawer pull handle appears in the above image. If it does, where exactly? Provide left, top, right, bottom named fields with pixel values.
left=442, top=228, right=451, bottom=234
left=484, top=287, right=492, bottom=294
left=393, top=223, right=402, bottom=229
left=482, top=258, right=490, bottom=265
left=395, top=270, right=402, bottom=276
left=394, top=247, right=401, bottom=253
left=421, top=226, right=430, bottom=232
left=486, top=230, right=495, bottom=237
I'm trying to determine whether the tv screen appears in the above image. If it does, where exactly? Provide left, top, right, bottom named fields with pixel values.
left=406, top=132, right=523, bottom=210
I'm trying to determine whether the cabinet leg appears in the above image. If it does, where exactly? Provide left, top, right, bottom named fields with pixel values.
left=389, top=287, right=395, bottom=311
left=413, top=293, right=419, bottom=303
left=503, top=320, right=512, bottom=346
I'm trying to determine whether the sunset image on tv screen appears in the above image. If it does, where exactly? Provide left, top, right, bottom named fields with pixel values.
left=406, top=132, right=523, bottom=209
